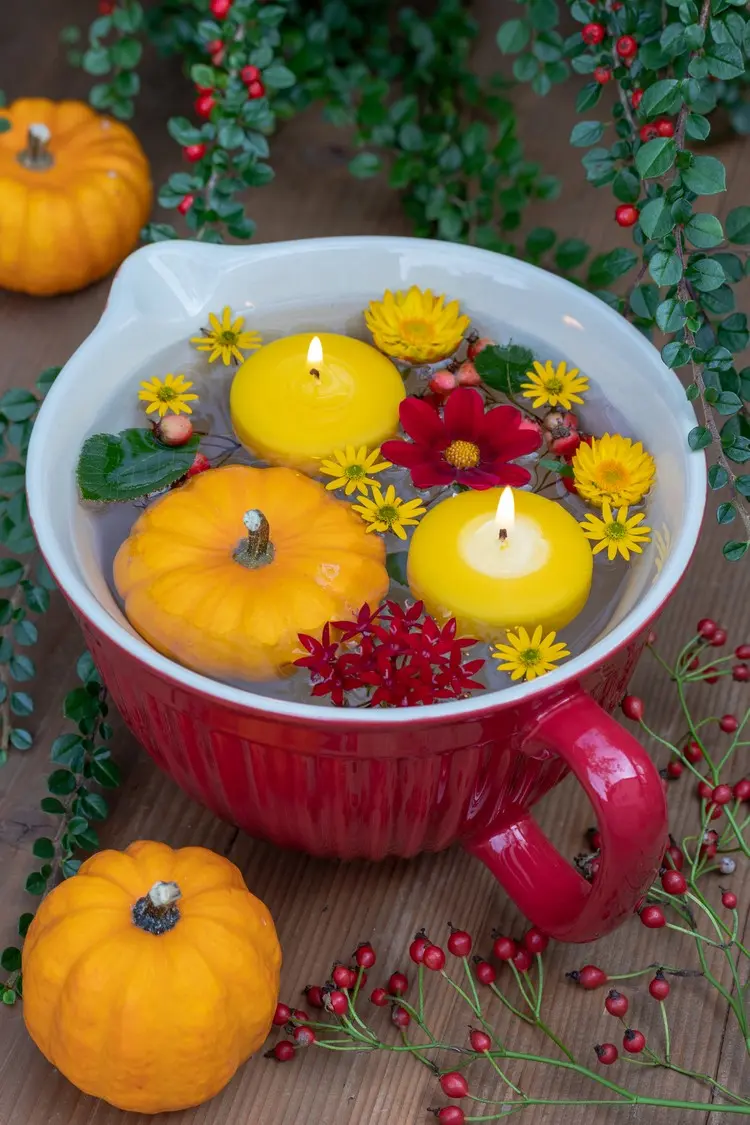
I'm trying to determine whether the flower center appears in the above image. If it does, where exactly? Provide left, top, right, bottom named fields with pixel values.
left=593, top=460, right=628, bottom=488
left=520, top=648, right=542, bottom=667
left=220, top=330, right=238, bottom=344
left=544, top=377, right=563, bottom=393
left=604, top=521, right=627, bottom=541
left=157, top=386, right=177, bottom=402
left=401, top=318, right=431, bottom=342
left=378, top=505, right=399, bottom=525
left=345, top=464, right=366, bottom=480
left=444, top=440, right=481, bottom=469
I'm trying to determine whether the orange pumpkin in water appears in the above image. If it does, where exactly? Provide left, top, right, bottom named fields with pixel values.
left=22, top=840, right=281, bottom=1114
left=0, top=99, right=152, bottom=296
left=113, top=464, right=389, bottom=681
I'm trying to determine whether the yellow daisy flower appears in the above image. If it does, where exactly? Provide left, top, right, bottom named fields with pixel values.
left=319, top=445, right=392, bottom=496
left=580, top=502, right=652, bottom=562
left=138, top=373, right=198, bottom=418
left=365, top=286, right=470, bottom=363
left=491, top=625, right=570, bottom=682
left=520, top=360, right=589, bottom=410
left=352, top=485, right=426, bottom=540
left=572, top=433, right=656, bottom=508
left=190, top=306, right=262, bottom=366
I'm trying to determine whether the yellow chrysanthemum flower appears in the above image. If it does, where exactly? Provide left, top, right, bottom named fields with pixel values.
left=572, top=433, right=656, bottom=508
left=491, top=626, right=570, bottom=682
left=351, top=485, right=426, bottom=540
left=520, top=360, right=589, bottom=410
left=319, top=445, right=392, bottom=496
left=580, top=502, right=652, bottom=562
left=190, top=306, right=262, bottom=366
left=138, top=373, right=198, bottom=418
left=365, top=286, right=470, bottom=363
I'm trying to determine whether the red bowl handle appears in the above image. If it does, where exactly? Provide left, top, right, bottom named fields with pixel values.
left=464, top=687, right=668, bottom=943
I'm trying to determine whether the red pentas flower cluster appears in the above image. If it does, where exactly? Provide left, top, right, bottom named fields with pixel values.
left=293, top=602, right=485, bottom=708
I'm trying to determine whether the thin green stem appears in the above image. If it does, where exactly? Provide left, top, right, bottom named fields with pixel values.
left=659, top=1001, right=671, bottom=1064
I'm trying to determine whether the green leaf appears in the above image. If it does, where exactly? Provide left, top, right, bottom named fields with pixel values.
left=82, top=46, right=111, bottom=76
left=110, top=37, right=142, bottom=69
left=18, top=913, right=34, bottom=938
left=166, top=117, right=202, bottom=146
left=688, top=425, right=712, bottom=450
left=640, top=79, right=682, bottom=117
left=723, top=540, right=749, bottom=562
left=62, top=858, right=82, bottom=879
left=726, top=206, right=750, bottom=244
left=705, top=41, right=744, bottom=80
left=51, top=734, right=85, bottom=769
left=1, top=947, right=21, bottom=972
left=497, top=18, right=530, bottom=53
left=570, top=121, right=604, bottom=147
left=635, top=138, right=676, bottom=179
left=385, top=551, right=408, bottom=586
left=588, top=248, right=638, bottom=288
left=40, top=796, right=65, bottom=814
left=662, top=341, right=691, bottom=368
left=475, top=343, right=535, bottom=395
left=525, top=227, right=556, bottom=257
left=555, top=238, right=589, bottom=271
left=0, top=558, right=23, bottom=588
left=77, top=429, right=198, bottom=502
left=10, top=692, right=33, bottom=716
left=348, top=152, right=381, bottom=178
left=682, top=154, right=726, bottom=195
left=736, top=475, right=750, bottom=497
left=398, top=123, right=424, bottom=152
left=575, top=82, right=601, bottom=113
left=714, top=391, right=742, bottom=415
left=684, top=213, right=724, bottom=248
left=24, top=585, right=49, bottom=614
left=91, top=758, right=121, bottom=787
left=686, top=258, right=725, bottom=292
left=0, top=388, right=38, bottom=422
left=656, top=298, right=686, bottom=332
left=9, top=654, right=34, bottom=682
left=630, top=283, right=660, bottom=322
left=708, top=464, right=729, bottom=489
left=32, top=837, right=55, bottom=860
left=686, top=113, right=711, bottom=141
left=25, top=872, right=48, bottom=896
left=217, top=123, right=244, bottom=149
left=263, top=64, right=296, bottom=90
left=190, top=63, right=215, bottom=88
left=47, top=769, right=77, bottom=795
left=113, top=2, right=143, bottom=32
left=718, top=313, right=749, bottom=351
left=649, top=250, right=683, bottom=286
left=513, top=54, right=538, bottom=82
left=78, top=792, right=108, bottom=821
left=639, top=198, right=674, bottom=240
left=13, top=618, right=37, bottom=646
left=612, top=168, right=640, bottom=203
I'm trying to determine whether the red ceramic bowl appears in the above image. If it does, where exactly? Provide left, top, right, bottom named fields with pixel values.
left=27, top=238, right=706, bottom=943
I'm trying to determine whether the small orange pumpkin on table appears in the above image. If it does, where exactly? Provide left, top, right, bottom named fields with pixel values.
left=113, top=463, right=390, bottom=681
left=0, top=98, right=152, bottom=296
left=22, top=840, right=281, bottom=1114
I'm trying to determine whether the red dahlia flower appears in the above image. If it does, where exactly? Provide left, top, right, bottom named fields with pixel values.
left=381, top=387, right=542, bottom=490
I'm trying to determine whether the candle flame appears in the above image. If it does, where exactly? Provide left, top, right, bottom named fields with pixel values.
left=307, top=335, right=323, bottom=365
left=495, top=487, right=515, bottom=539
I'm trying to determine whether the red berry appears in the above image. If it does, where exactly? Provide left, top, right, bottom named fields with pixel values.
left=474, top=960, right=496, bottom=985
left=469, top=1029, right=492, bottom=1052
left=685, top=741, right=703, bottom=764
left=623, top=1029, right=646, bottom=1053
left=666, top=760, right=683, bottom=779
left=661, top=869, right=687, bottom=895
left=272, top=1040, right=295, bottom=1062
left=640, top=905, right=666, bottom=929
left=456, top=360, right=481, bottom=388
left=154, top=415, right=194, bottom=447
left=247, top=80, right=266, bottom=99
left=687, top=656, right=700, bottom=671
left=370, top=987, right=389, bottom=1007
left=594, top=66, right=612, bottom=84
left=388, top=972, right=408, bottom=996
left=622, top=695, right=644, bottom=722
left=664, top=844, right=684, bottom=870
left=325, top=990, right=348, bottom=1015
left=241, top=64, right=261, bottom=85
left=272, top=1002, right=291, bottom=1026
left=550, top=430, right=581, bottom=457
left=704, top=666, right=720, bottom=684
left=697, top=779, right=713, bottom=800
left=720, top=715, right=739, bottom=734
left=183, top=143, right=207, bottom=163
left=332, top=965, right=356, bottom=990
left=423, top=945, right=446, bottom=972
left=292, top=1009, right=309, bottom=1022
left=582, top=22, right=606, bottom=45
left=735, top=644, right=750, bottom=659
left=211, top=48, right=225, bottom=66
left=605, top=989, right=629, bottom=1018
left=409, top=935, right=430, bottom=964
left=640, top=124, right=659, bottom=142
left=492, top=935, right=516, bottom=961
left=204, top=39, right=222, bottom=56
left=429, top=370, right=457, bottom=396
left=698, top=618, right=717, bottom=638
left=447, top=929, right=473, bottom=958
left=440, top=1072, right=469, bottom=1099
left=467, top=336, right=495, bottom=360
left=587, top=826, right=602, bottom=851
left=195, top=93, right=216, bottom=119
left=616, top=35, right=637, bottom=58
left=615, top=205, right=638, bottom=228
left=732, top=664, right=750, bottom=682
left=722, top=891, right=738, bottom=909
left=177, top=194, right=195, bottom=216
left=98, top=0, right=115, bottom=12
left=293, top=1025, right=316, bottom=1047
left=512, top=947, right=532, bottom=973
left=595, top=1043, right=619, bottom=1065
left=437, top=1109, right=466, bottom=1125
left=523, top=927, right=548, bottom=955
left=209, top=0, right=232, bottom=17
left=355, top=943, right=376, bottom=969
left=648, top=973, right=670, bottom=1001
left=733, top=779, right=750, bottom=801
left=713, top=784, right=733, bottom=805
left=710, top=628, right=728, bottom=647
left=631, top=88, right=644, bottom=109
left=709, top=802, right=724, bottom=820
left=391, top=1006, right=410, bottom=1028
left=304, top=984, right=324, bottom=1009
left=656, top=118, right=675, bottom=137
left=569, top=964, right=608, bottom=990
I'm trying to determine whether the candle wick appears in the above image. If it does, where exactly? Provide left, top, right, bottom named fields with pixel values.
left=498, top=527, right=508, bottom=543
left=309, top=367, right=320, bottom=379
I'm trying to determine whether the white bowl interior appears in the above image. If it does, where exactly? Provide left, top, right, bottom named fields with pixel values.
left=27, top=237, right=705, bottom=723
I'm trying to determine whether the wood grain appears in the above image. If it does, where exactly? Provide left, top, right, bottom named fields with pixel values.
left=0, top=1, right=748, bottom=1122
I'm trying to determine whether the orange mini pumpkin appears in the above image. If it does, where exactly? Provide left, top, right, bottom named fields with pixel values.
left=0, top=99, right=152, bottom=296
left=22, top=840, right=281, bottom=1114
left=113, top=464, right=389, bottom=681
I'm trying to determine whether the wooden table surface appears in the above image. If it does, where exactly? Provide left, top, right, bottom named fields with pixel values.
left=1, top=2, right=748, bottom=1123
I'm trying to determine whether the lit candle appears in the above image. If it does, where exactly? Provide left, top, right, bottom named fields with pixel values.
left=407, top=487, right=593, bottom=641
left=230, top=332, right=406, bottom=474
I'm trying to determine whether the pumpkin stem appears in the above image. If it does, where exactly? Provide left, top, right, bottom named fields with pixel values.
left=132, top=880, right=182, bottom=935
left=233, top=509, right=275, bottom=569
left=17, top=124, right=54, bottom=171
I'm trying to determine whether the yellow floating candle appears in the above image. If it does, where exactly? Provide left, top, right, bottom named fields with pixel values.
left=407, top=487, right=593, bottom=641
left=230, top=333, right=406, bottom=474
